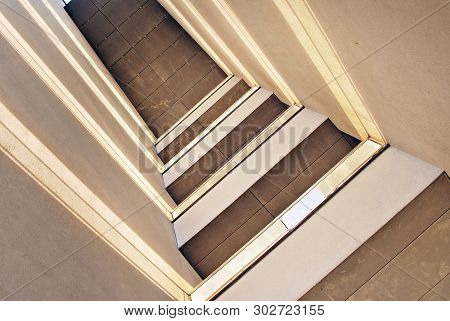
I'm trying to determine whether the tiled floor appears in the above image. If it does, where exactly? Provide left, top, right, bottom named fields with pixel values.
left=180, top=120, right=353, bottom=278
left=65, top=0, right=227, bottom=138
left=166, top=95, right=287, bottom=204
left=299, top=173, right=450, bottom=301
left=158, top=80, right=251, bottom=163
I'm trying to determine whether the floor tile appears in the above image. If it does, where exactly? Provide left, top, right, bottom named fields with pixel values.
left=180, top=190, right=263, bottom=266
left=128, top=66, right=163, bottom=98
left=250, top=120, right=342, bottom=206
left=134, top=17, right=183, bottom=64
left=180, top=67, right=227, bottom=110
left=96, top=30, right=131, bottom=67
left=167, top=94, right=286, bottom=204
left=150, top=101, right=189, bottom=138
left=431, top=274, right=450, bottom=300
left=420, top=290, right=446, bottom=301
left=102, top=0, right=147, bottom=27
left=121, top=83, right=147, bottom=106
left=151, top=34, right=200, bottom=81
left=137, top=85, right=177, bottom=124
left=110, top=49, right=147, bottom=83
left=348, top=263, right=429, bottom=301
left=158, top=120, right=204, bottom=163
left=167, top=147, right=227, bottom=204
left=393, top=210, right=450, bottom=288
left=194, top=207, right=273, bottom=278
left=197, top=80, right=250, bottom=127
left=309, top=245, right=388, bottom=301
left=366, top=174, right=450, bottom=261
left=91, top=0, right=109, bottom=9
left=165, top=51, right=217, bottom=97
left=65, top=0, right=98, bottom=26
left=264, top=138, right=351, bottom=217
left=80, top=11, right=114, bottom=46
left=299, top=287, right=333, bottom=301
left=118, top=1, right=167, bottom=46
left=214, top=94, right=286, bottom=159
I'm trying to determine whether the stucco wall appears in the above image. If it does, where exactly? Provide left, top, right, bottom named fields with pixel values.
left=0, top=0, right=200, bottom=299
left=162, top=0, right=449, bottom=171
left=0, top=152, right=171, bottom=300
left=307, top=0, right=450, bottom=171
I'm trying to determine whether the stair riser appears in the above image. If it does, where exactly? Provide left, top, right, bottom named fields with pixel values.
left=163, top=88, right=272, bottom=186
left=174, top=108, right=327, bottom=247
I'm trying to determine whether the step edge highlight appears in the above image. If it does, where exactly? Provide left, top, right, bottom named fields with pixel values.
left=163, top=88, right=274, bottom=187
left=172, top=104, right=302, bottom=219
left=155, top=75, right=235, bottom=149
left=162, top=86, right=259, bottom=171
left=190, top=139, right=384, bottom=301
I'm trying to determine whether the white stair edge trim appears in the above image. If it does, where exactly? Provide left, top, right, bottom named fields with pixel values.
left=174, top=108, right=327, bottom=247
left=155, top=75, right=237, bottom=151
left=163, top=88, right=273, bottom=187
left=214, top=147, right=442, bottom=301
left=162, top=87, right=259, bottom=171
left=190, top=140, right=383, bottom=300
left=172, top=104, right=301, bottom=219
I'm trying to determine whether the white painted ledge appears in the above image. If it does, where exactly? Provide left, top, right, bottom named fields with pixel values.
left=163, top=88, right=272, bottom=187
left=216, top=147, right=442, bottom=301
left=174, top=108, right=327, bottom=247
left=156, top=75, right=239, bottom=152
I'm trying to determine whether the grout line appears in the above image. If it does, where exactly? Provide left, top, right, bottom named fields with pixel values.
left=161, top=79, right=241, bottom=159
left=342, top=177, right=450, bottom=299
left=167, top=146, right=226, bottom=200
left=262, top=135, right=346, bottom=218
left=192, top=205, right=270, bottom=275
left=198, top=135, right=344, bottom=263
left=189, top=204, right=264, bottom=267
left=319, top=197, right=449, bottom=300
left=162, top=50, right=216, bottom=99
left=88, top=0, right=153, bottom=49
left=170, top=101, right=276, bottom=201
left=114, top=18, right=170, bottom=65
left=74, top=2, right=100, bottom=29
left=154, top=71, right=231, bottom=145
left=145, top=45, right=206, bottom=104
left=417, top=273, right=449, bottom=301
left=162, top=86, right=259, bottom=172
left=171, top=104, right=302, bottom=220
left=60, top=0, right=228, bottom=145
left=183, top=121, right=342, bottom=270
left=122, top=49, right=213, bottom=123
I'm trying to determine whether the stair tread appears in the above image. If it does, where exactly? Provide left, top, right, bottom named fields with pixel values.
left=66, top=0, right=227, bottom=139
left=216, top=147, right=442, bottom=301
left=158, top=80, right=250, bottom=163
left=167, top=94, right=287, bottom=204
left=181, top=120, right=352, bottom=278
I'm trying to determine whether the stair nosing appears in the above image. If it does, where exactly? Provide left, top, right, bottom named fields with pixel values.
left=161, top=86, right=260, bottom=172
left=171, top=104, right=302, bottom=219
left=190, top=139, right=385, bottom=301
left=155, top=74, right=236, bottom=151
left=173, top=108, right=329, bottom=247
left=163, top=87, right=274, bottom=187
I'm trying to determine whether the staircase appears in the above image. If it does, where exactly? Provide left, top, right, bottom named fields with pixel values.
left=65, top=0, right=448, bottom=301
left=65, top=0, right=227, bottom=137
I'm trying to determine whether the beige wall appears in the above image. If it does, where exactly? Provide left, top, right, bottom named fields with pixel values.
left=0, top=152, right=171, bottom=300
left=307, top=0, right=450, bottom=171
left=164, top=0, right=449, bottom=171
left=160, top=0, right=373, bottom=141
left=0, top=0, right=200, bottom=299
